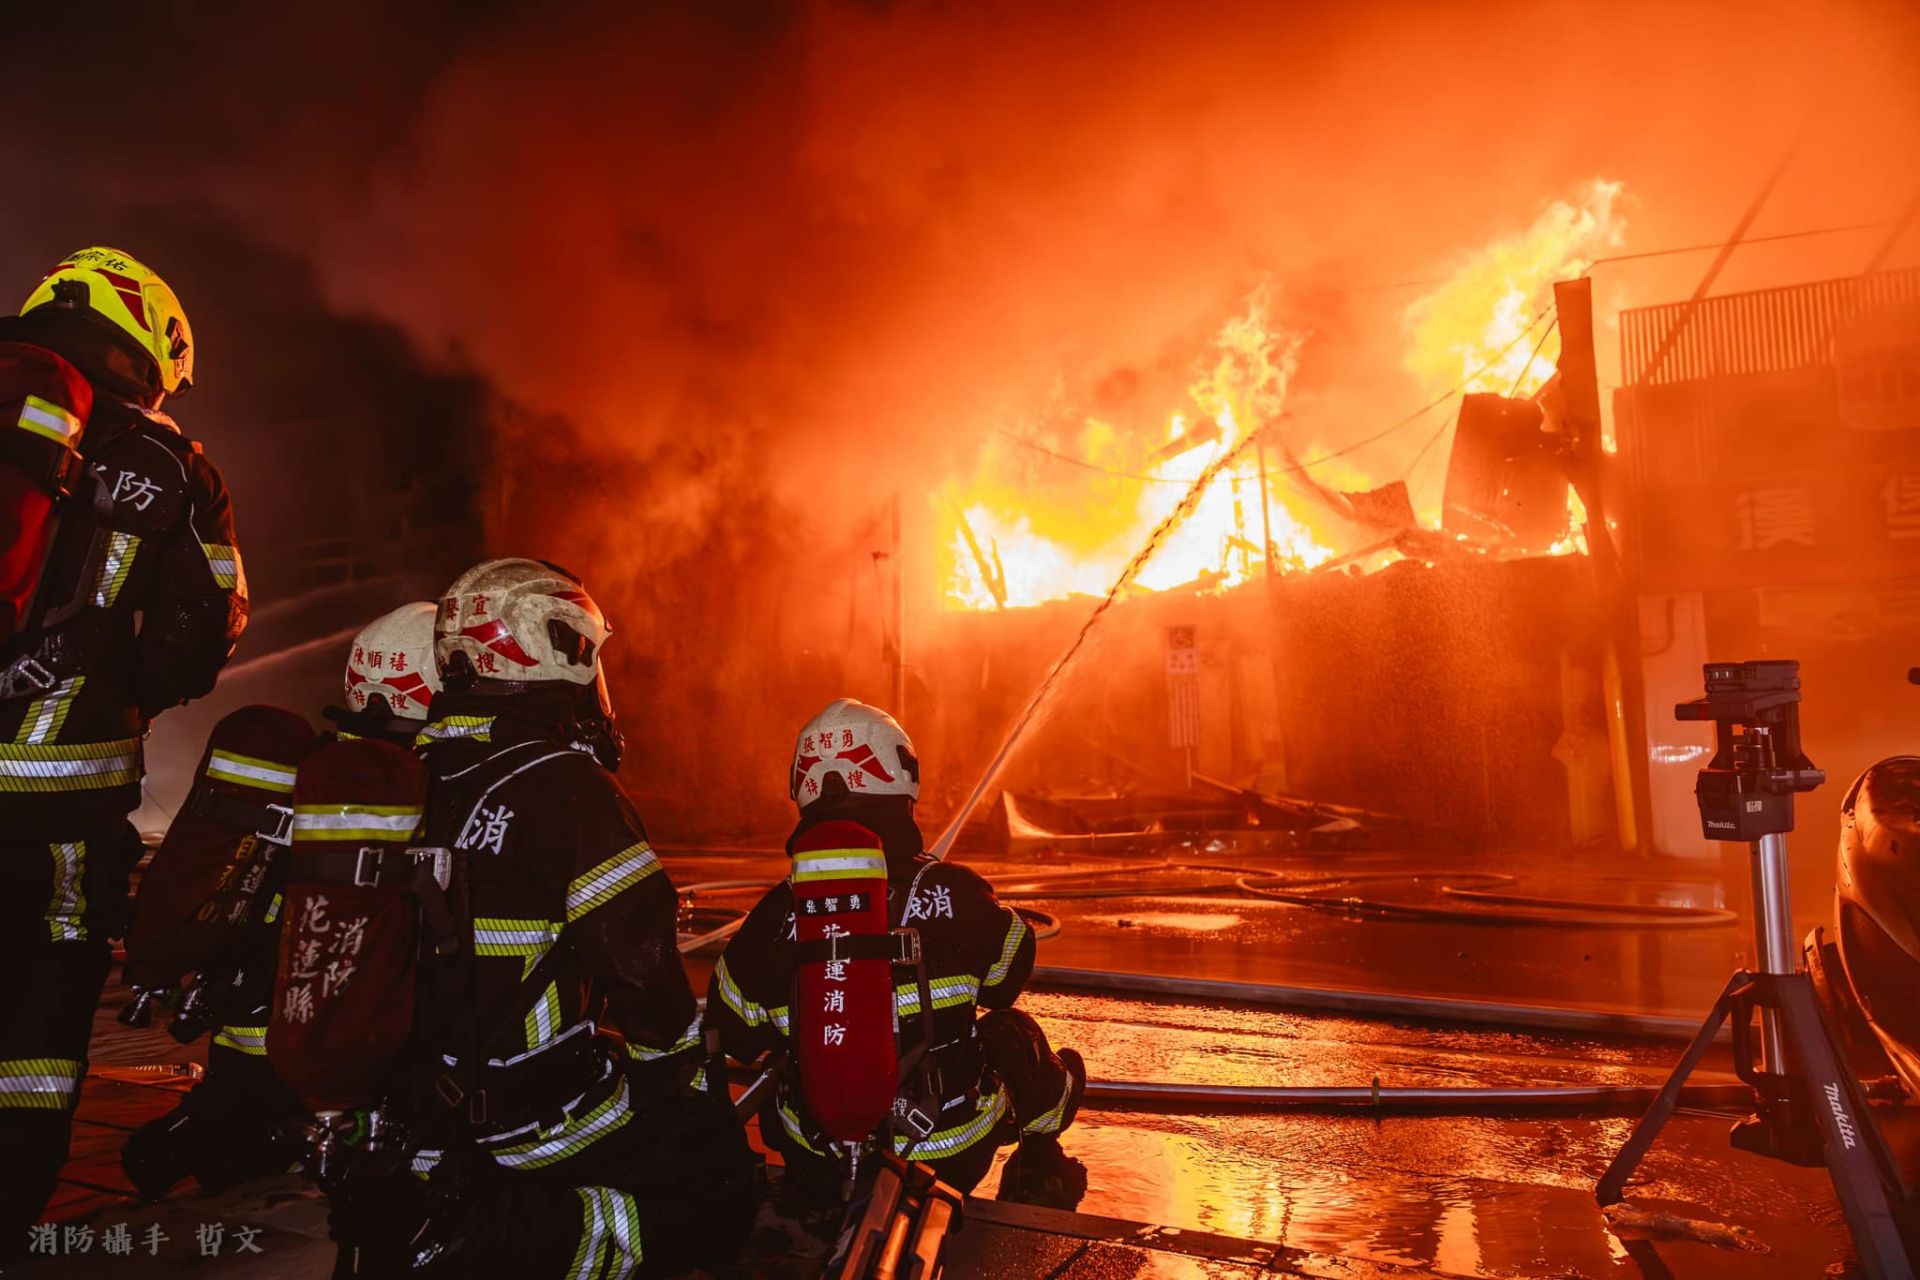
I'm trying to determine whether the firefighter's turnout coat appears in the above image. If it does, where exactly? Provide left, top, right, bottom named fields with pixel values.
left=391, top=695, right=751, bottom=1275
left=710, top=810, right=1060, bottom=1184
left=0, top=391, right=246, bottom=831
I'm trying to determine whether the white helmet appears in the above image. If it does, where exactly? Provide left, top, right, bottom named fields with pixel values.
left=435, top=558, right=610, bottom=688
left=343, top=602, right=442, bottom=721
left=790, top=699, right=920, bottom=809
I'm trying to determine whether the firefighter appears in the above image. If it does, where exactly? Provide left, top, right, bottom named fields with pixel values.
left=120, top=603, right=443, bottom=1201
left=327, top=559, right=754, bottom=1277
left=709, top=699, right=1087, bottom=1206
left=0, top=248, right=246, bottom=1245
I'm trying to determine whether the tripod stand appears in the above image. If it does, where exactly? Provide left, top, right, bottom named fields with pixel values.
left=1595, top=661, right=1915, bottom=1279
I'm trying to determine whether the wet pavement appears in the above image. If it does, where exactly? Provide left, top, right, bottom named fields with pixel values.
left=18, top=841, right=1907, bottom=1277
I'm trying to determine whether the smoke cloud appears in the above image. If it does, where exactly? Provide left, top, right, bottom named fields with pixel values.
left=2, top=0, right=1915, bottom=836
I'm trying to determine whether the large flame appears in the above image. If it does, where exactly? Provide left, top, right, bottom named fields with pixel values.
left=1403, top=179, right=1626, bottom=400
left=943, top=182, right=1628, bottom=609
left=942, top=292, right=1338, bottom=610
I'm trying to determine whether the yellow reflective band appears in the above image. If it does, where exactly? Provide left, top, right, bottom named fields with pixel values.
left=524, top=981, right=564, bottom=1053
left=894, top=975, right=980, bottom=1018
left=212, top=1025, right=269, bottom=1057
left=894, top=1086, right=1009, bottom=1158
left=566, top=842, right=660, bottom=921
left=791, top=850, right=887, bottom=883
left=291, top=804, right=422, bottom=841
left=14, top=676, right=85, bottom=746
left=93, top=531, right=139, bottom=608
left=473, top=917, right=561, bottom=958
left=1022, top=1069, right=1077, bottom=1136
left=201, top=541, right=246, bottom=593
left=491, top=1076, right=634, bottom=1170
left=414, top=715, right=494, bottom=747
left=0, top=738, right=140, bottom=793
left=0, top=1057, right=84, bottom=1111
left=264, top=891, right=283, bottom=924
left=205, top=748, right=299, bottom=793
left=626, top=1014, right=702, bottom=1062
left=569, top=1186, right=642, bottom=1280
left=713, top=956, right=779, bottom=1030
left=46, top=840, right=85, bottom=942
left=17, top=394, right=81, bottom=445
left=777, top=1097, right=827, bottom=1155
left=984, top=910, right=1029, bottom=988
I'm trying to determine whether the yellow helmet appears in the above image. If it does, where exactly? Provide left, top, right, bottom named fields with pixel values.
left=20, top=247, right=194, bottom=399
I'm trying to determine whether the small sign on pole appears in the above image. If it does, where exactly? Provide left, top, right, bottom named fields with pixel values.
left=1166, top=626, right=1200, bottom=787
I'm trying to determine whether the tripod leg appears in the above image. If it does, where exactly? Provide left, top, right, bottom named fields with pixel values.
left=1596, top=972, right=1746, bottom=1207
left=1773, top=976, right=1916, bottom=1280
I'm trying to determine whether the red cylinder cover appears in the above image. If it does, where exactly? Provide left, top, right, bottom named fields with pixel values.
left=123, top=705, right=316, bottom=990
left=792, top=819, right=899, bottom=1144
left=0, top=340, right=90, bottom=641
left=268, top=737, right=427, bottom=1113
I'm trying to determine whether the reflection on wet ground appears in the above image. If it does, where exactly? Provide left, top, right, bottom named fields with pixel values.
left=669, top=845, right=1878, bottom=1277
left=1000, top=990, right=1855, bottom=1277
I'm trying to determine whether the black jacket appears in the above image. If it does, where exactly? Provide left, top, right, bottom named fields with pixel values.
left=408, top=694, right=701, bottom=1086
left=708, top=801, right=1035, bottom=1162
left=0, top=365, right=246, bottom=829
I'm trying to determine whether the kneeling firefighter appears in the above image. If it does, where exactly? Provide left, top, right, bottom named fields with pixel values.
left=1807, top=753, right=1920, bottom=1096
left=275, top=560, right=754, bottom=1277
left=709, top=699, right=1086, bottom=1206
left=119, top=603, right=443, bottom=1199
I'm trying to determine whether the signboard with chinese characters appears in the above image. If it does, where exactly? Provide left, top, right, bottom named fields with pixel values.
left=1630, top=468, right=1920, bottom=593
left=1614, top=272, right=1920, bottom=594
left=1166, top=625, right=1199, bottom=749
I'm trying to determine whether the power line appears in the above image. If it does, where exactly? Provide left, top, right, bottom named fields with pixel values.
left=1321, top=220, right=1887, bottom=296
left=1586, top=220, right=1884, bottom=269
left=999, top=305, right=1557, bottom=488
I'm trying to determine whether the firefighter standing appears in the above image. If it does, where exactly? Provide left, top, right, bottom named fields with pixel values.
left=120, top=603, right=442, bottom=1200
left=328, top=560, right=754, bottom=1277
left=0, top=248, right=246, bottom=1244
left=709, top=699, right=1087, bottom=1204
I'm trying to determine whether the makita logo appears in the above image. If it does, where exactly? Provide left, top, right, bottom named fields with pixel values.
left=1824, top=1082, right=1859, bottom=1149
left=1706, top=819, right=1737, bottom=831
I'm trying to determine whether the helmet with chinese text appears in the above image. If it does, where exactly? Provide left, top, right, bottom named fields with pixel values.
left=343, top=602, right=442, bottom=725
left=20, top=246, right=194, bottom=405
left=790, top=699, right=919, bottom=810
left=433, top=558, right=622, bottom=769
left=1832, top=756, right=1920, bottom=1097
left=435, top=558, right=610, bottom=690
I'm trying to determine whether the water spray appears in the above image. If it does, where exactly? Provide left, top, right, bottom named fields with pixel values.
left=928, top=427, right=1265, bottom=859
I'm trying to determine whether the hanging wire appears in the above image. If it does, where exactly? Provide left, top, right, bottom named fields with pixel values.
left=1505, top=313, right=1561, bottom=399
left=999, top=305, right=1557, bottom=488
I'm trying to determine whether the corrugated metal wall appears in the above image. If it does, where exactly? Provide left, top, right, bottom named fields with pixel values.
left=1621, top=267, right=1920, bottom=386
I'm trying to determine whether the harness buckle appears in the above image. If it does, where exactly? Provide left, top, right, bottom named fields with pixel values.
left=432, top=1074, right=465, bottom=1109
left=891, top=928, right=922, bottom=967
left=0, top=654, right=57, bottom=699
left=259, top=803, right=295, bottom=846
left=900, top=1105, right=936, bottom=1139
left=352, top=847, right=383, bottom=888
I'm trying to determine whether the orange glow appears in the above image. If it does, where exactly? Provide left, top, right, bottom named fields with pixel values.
left=942, top=293, right=1339, bottom=610
left=1403, top=179, right=1626, bottom=400
left=943, top=184, right=1627, bottom=609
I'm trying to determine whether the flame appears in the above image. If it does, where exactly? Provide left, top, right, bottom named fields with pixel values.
left=1403, top=179, right=1626, bottom=400
left=943, top=292, right=1342, bottom=610
left=943, top=183, right=1629, bottom=609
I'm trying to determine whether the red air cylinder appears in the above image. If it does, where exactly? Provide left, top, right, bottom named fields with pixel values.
left=268, top=738, right=427, bottom=1114
left=123, top=705, right=316, bottom=992
left=0, top=340, right=91, bottom=641
left=792, top=819, right=899, bottom=1144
